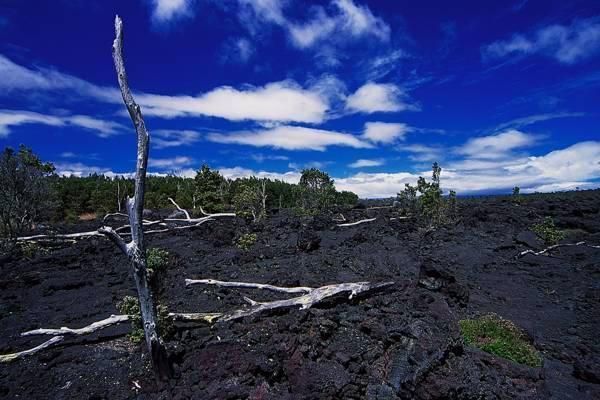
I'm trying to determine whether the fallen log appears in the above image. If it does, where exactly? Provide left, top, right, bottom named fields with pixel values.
left=172, top=279, right=394, bottom=323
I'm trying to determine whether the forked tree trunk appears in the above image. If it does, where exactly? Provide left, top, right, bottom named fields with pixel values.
left=99, top=15, right=171, bottom=379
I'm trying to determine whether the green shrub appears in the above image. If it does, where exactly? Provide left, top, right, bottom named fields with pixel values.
left=532, top=217, right=565, bottom=245
left=117, top=296, right=144, bottom=344
left=117, top=296, right=174, bottom=344
left=146, top=247, right=170, bottom=275
left=459, top=313, right=542, bottom=367
left=19, top=242, right=48, bottom=259
left=236, top=233, right=257, bottom=250
left=396, top=162, right=456, bottom=226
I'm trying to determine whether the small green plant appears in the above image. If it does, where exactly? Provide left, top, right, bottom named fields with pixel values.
left=459, top=313, right=542, bottom=367
left=236, top=233, right=257, bottom=250
left=512, top=186, right=522, bottom=204
left=396, top=162, right=456, bottom=226
left=146, top=247, right=170, bottom=275
left=117, top=296, right=144, bottom=344
left=117, top=296, right=174, bottom=344
left=532, top=217, right=565, bottom=245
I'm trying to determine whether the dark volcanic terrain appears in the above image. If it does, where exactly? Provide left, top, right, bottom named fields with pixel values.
left=1, top=190, right=599, bottom=399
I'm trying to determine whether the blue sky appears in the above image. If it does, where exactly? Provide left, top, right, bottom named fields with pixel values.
left=1, top=0, right=599, bottom=197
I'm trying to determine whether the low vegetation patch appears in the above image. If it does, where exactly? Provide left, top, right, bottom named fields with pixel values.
left=459, top=313, right=542, bottom=367
left=117, top=296, right=174, bottom=344
left=236, top=233, right=257, bottom=250
left=146, top=247, right=170, bottom=275
left=532, top=216, right=565, bottom=245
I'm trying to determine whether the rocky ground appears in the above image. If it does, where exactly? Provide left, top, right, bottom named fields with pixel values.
left=1, top=190, right=599, bottom=399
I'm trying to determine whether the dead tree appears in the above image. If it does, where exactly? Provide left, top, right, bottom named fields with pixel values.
left=97, top=15, right=171, bottom=379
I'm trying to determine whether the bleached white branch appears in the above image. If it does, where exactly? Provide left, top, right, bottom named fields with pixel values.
left=168, top=197, right=191, bottom=220
left=517, top=241, right=600, bottom=258
left=197, top=206, right=236, bottom=218
left=21, top=314, right=130, bottom=337
left=337, top=218, right=377, bottom=227
left=175, top=280, right=394, bottom=323
left=0, top=336, right=64, bottom=363
left=185, top=278, right=313, bottom=294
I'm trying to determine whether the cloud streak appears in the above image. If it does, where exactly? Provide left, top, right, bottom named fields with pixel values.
left=0, top=109, right=125, bottom=138
left=483, top=17, right=600, bottom=64
left=207, top=125, right=373, bottom=151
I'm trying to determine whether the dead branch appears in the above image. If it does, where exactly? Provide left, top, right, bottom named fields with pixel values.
left=172, top=280, right=394, bottom=323
left=332, top=213, right=346, bottom=222
left=197, top=206, right=236, bottom=218
left=21, top=314, right=130, bottom=337
left=185, top=278, right=313, bottom=294
left=0, top=336, right=64, bottom=363
left=168, top=197, right=191, bottom=220
left=337, top=217, right=377, bottom=227
left=516, top=241, right=600, bottom=258
left=102, top=212, right=129, bottom=222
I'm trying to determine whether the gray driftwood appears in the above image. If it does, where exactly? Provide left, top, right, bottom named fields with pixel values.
left=171, top=279, right=394, bottom=323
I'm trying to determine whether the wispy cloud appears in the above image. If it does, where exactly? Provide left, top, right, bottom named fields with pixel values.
left=456, top=130, right=541, bottom=159
left=483, top=17, right=600, bottom=64
left=238, top=0, right=390, bottom=68
left=0, top=55, right=332, bottom=124
left=221, top=37, right=255, bottom=64
left=250, top=153, right=289, bottom=163
left=348, top=158, right=385, bottom=168
left=152, top=130, right=201, bottom=149
left=397, top=144, right=445, bottom=162
left=492, top=112, right=584, bottom=132
left=0, top=109, right=125, bottom=138
left=207, top=125, right=373, bottom=151
left=346, top=83, right=413, bottom=113
left=148, top=0, right=194, bottom=24
left=362, top=122, right=410, bottom=144
left=148, top=156, right=195, bottom=169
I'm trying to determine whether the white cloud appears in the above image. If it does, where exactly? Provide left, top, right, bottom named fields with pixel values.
left=153, top=130, right=201, bottom=149
left=54, top=162, right=128, bottom=178
left=340, top=141, right=600, bottom=197
left=346, top=83, right=410, bottom=113
left=150, top=0, right=194, bottom=23
left=250, top=153, right=289, bottom=163
left=221, top=37, right=255, bottom=64
left=148, top=156, right=195, bottom=169
left=0, top=54, right=119, bottom=102
left=362, top=122, right=410, bottom=143
left=207, top=125, right=373, bottom=151
left=492, top=112, right=585, bottom=132
left=135, top=80, right=329, bottom=123
left=288, top=160, right=333, bottom=170
left=456, top=130, right=539, bottom=159
left=219, top=166, right=301, bottom=184
left=239, top=0, right=389, bottom=50
left=398, top=144, right=445, bottom=162
left=0, top=55, right=330, bottom=124
left=0, top=109, right=125, bottom=138
left=483, top=17, right=600, bottom=64
left=348, top=158, right=385, bottom=168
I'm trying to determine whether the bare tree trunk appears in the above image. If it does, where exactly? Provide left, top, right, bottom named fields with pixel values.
left=99, top=15, right=171, bottom=380
left=117, top=180, right=121, bottom=212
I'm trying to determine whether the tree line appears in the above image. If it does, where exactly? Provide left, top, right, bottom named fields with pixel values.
left=0, top=145, right=359, bottom=239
